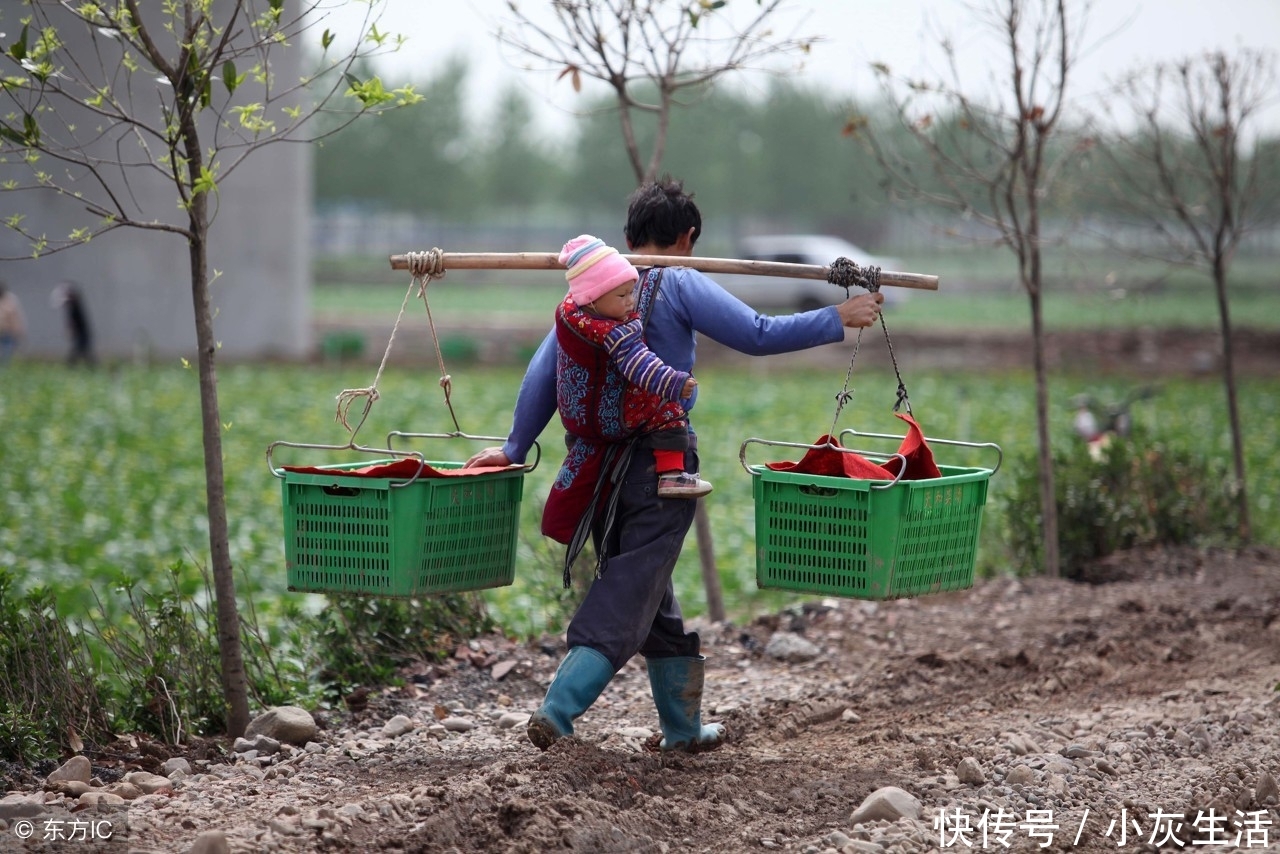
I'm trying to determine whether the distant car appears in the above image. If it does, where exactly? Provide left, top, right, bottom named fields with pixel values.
left=716, top=234, right=905, bottom=313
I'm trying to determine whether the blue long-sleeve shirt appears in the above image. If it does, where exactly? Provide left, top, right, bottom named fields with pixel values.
left=502, top=266, right=845, bottom=463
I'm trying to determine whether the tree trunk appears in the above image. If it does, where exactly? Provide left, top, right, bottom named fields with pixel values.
left=1028, top=282, right=1061, bottom=579
left=616, top=103, right=645, bottom=186
left=643, top=95, right=672, bottom=185
left=184, top=131, right=251, bottom=738
left=694, top=500, right=725, bottom=623
left=1213, top=262, right=1251, bottom=541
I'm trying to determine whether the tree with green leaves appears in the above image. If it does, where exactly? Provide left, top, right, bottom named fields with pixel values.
left=0, top=0, right=420, bottom=737
left=855, top=0, right=1087, bottom=578
left=1095, top=49, right=1279, bottom=543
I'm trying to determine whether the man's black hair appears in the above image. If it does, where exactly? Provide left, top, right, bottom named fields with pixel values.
left=623, top=175, right=702, bottom=250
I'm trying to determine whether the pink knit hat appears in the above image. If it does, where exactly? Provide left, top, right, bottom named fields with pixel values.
left=559, top=234, right=638, bottom=306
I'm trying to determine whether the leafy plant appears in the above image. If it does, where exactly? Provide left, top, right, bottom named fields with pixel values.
left=0, top=573, right=109, bottom=763
left=0, top=707, right=48, bottom=767
left=1001, top=425, right=1238, bottom=578
left=307, top=594, right=494, bottom=702
left=237, top=587, right=329, bottom=713
left=88, top=561, right=323, bottom=743
left=90, top=565, right=228, bottom=742
left=485, top=516, right=591, bottom=639
left=1, top=363, right=1276, bottom=655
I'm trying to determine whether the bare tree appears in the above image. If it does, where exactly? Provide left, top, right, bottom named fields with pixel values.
left=496, top=0, right=816, bottom=185
left=853, top=0, right=1088, bottom=578
left=1094, top=50, right=1277, bottom=542
left=0, top=0, right=420, bottom=736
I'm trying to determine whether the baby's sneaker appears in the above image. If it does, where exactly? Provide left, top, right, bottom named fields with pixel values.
left=657, top=472, right=714, bottom=498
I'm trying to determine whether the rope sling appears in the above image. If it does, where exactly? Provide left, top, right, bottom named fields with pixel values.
left=334, top=248, right=461, bottom=442
left=822, top=259, right=912, bottom=436
left=738, top=257, right=1002, bottom=601
left=267, top=248, right=534, bottom=599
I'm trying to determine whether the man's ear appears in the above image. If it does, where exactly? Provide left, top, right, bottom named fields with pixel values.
left=672, top=227, right=696, bottom=254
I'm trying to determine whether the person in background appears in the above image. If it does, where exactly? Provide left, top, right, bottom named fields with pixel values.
left=52, top=282, right=95, bottom=367
left=466, top=176, right=884, bottom=754
left=0, top=282, right=26, bottom=365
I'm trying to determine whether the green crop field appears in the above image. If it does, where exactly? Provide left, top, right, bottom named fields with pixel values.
left=2, top=362, right=1276, bottom=644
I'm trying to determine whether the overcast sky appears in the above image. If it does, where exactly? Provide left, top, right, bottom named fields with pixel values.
left=322, top=0, right=1280, bottom=137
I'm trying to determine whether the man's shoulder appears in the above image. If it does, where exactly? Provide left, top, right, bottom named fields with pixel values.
left=650, top=265, right=734, bottom=312
left=649, top=265, right=721, bottom=296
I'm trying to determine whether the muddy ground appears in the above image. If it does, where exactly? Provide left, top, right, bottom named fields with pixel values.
left=327, top=546, right=1280, bottom=854
left=7, top=545, right=1277, bottom=853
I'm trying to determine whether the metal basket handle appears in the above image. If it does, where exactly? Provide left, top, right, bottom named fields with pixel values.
left=385, top=430, right=541, bottom=473
left=266, top=440, right=428, bottom=489
left=836, top=428, right=1003, bottom=475
left=738, top=436, right=908, bottom=490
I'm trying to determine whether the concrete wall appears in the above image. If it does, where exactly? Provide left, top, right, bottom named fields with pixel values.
left=0, top=1, right=310, bottom=363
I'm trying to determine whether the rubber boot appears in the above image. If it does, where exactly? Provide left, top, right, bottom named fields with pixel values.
left=646, top=655, right=726, bottom=752
left=527, top=646, right=614, bottom=750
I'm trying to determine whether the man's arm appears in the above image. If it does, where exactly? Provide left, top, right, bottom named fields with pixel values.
left=658, top=268, right=848, bottom=357
left=668, top=268, right=884, bottom=356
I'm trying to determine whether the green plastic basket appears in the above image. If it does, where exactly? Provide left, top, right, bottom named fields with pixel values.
left=278, top=460, right=525, bottom=597
left=747, top=463, right=991, bottom=600
left=741, top=429, right=1000, bottom=600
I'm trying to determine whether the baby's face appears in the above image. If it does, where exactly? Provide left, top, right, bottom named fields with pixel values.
left=589, top=280, right=638, bottom=320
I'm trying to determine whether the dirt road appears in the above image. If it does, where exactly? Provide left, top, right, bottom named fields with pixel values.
left=25, top=545, right=1273, bottom=853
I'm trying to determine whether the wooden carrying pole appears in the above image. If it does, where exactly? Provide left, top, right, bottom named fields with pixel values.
left=389, top=248, right=934, bottom=627
left=389, top=251, right=939, bottom=291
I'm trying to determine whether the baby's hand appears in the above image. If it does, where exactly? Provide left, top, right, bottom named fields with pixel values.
left=682, top=377, right=697, bottom=398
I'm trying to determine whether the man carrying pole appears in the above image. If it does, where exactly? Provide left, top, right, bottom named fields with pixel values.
left=451, top=177, right=900, bottom=752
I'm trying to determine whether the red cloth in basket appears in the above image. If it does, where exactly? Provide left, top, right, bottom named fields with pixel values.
left=281, top=459, right=514, bottom=480
left=764, top=413, right=942, bottom=481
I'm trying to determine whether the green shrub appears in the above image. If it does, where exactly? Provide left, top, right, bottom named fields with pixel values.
left=90, top=561, right=341, bottom=740
left=0, top=555, right=508, bottom=757
left=91, top=566, right=230, bottom=742
left=485, top=525, right=591, bottom=639
left=1002, top=426, right=1238, bottom=578
left=307, top=593, right=495, bottom=701
left=0, top=573, right=110, bottom=763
